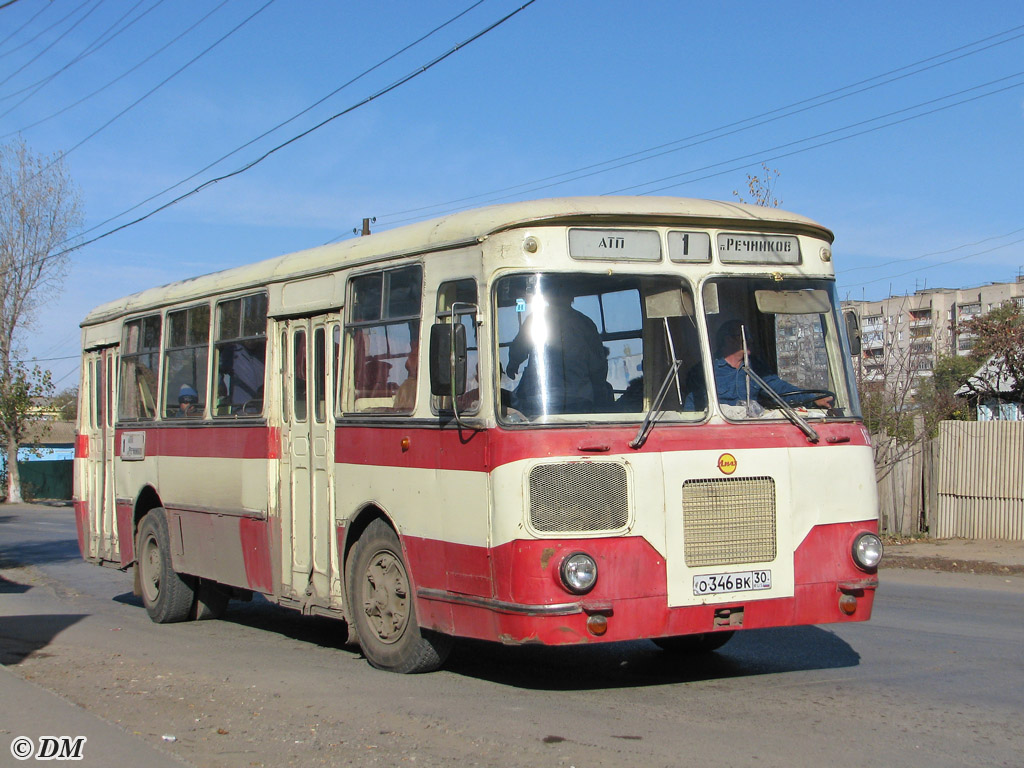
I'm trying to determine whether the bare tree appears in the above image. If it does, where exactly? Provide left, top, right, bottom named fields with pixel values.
left=0, top=138, right=82, bottom=503
left=733, top=163, right=782, bottom=208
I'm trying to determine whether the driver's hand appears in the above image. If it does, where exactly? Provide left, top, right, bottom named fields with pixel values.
left=815, top=396, right=834, bottom=408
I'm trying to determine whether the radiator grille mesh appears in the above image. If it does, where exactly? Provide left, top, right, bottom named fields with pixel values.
left=529, top=462, right=629, bottom=533
left=682, top=476, right=776, bottom=567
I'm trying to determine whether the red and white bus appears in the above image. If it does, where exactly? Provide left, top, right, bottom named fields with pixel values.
left=75, top=197, right=881, bottom=673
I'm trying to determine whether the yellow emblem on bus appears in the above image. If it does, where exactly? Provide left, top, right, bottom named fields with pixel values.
left=717, top=453, right=738, bottom=475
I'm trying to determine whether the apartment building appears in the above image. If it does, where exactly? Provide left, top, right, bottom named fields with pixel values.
left=842, top=276, right=1024, bottom=385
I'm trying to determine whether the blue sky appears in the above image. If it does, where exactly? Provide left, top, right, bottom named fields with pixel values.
left=2, top=0, right=1023, bottom=390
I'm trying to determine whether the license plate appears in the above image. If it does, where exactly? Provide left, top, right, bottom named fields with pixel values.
left=693, top=569, right=772, bottom=596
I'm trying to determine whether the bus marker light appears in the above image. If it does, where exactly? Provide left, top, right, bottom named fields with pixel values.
left=401, top=437, right=411, bottom=452
left=839, top=594, right=857, bottom=615
left=586, top=614, right=608, bottom=636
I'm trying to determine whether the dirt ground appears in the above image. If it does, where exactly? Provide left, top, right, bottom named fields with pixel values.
left=880, top=536, right=1024, bottom=577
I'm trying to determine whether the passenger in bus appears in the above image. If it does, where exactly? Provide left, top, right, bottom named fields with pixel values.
left=616, top=376, right=645, bottom=412
left=218, top=342, right=265, bottom=412
left=174, top=384, right=201, bottom=418
left=505, top=287, right=609, bottom=415
left=392, top=341, right=419, bottom=411
left=685, top=320, right=833, bottom=410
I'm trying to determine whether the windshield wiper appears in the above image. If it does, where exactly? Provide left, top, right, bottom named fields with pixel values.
left=740, top=365, right=820, bottom=444
left=629, top=359, right=683, bottom=450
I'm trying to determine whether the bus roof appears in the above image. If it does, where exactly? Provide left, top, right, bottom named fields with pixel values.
left=81, top=196, right=833, bottom=326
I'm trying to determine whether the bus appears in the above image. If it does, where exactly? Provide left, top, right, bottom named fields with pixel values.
left=74, top=197, right=882, bottom=673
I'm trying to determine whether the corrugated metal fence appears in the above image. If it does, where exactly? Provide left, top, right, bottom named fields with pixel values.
left=933, top=421, right=1024, bottom=540
left=876, top=421, right=1024, bottom=540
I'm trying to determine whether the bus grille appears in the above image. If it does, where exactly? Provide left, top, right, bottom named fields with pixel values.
left=682, top=476, right=776, bottom=567
left=529, top=462, right=630, bottom=533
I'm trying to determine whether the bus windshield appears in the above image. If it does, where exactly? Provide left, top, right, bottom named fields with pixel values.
left=496, top=273, right=706, bottom=424
left=695, top=277, right=859, bottom=421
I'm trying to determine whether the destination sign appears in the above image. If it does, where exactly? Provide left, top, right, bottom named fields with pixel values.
left=717, top=233, right=801, bottom=264
left=568, top=228, right=661, bottom=261
left=668, top=230, right=712, bottom=263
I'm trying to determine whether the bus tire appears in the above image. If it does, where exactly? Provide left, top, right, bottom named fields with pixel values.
left=137, top=508, right=195, bottom=624
left=347, top=519, right=452, bottom=673
left=653, top=631, right=734, bottom=654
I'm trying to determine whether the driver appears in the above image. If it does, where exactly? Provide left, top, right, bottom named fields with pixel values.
left=505, top=285, right=609, bottom=415
left=687, top=320, right=833, bottom=410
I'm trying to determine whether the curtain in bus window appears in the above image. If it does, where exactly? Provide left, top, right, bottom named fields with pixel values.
left=346, top=265, right=422, bottom=413
left=214, top=294, right=267, bottom=417
left=119, top=315, right=161, bottom=420
left=163, top=305, right=210, bottom=419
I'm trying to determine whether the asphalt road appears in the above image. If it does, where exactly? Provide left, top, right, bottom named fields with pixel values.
left=1, top=504, right=1022, bottom=768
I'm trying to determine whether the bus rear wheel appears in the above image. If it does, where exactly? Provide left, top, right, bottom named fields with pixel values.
left=137, top=508, right=195, bottom=623
left=653, top=631, right=734, bottom=654
left=347, top=519, right=452, bottom=673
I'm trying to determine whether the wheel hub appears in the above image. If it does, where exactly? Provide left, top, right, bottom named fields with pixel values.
left=362, top=551, right=409, bottom=644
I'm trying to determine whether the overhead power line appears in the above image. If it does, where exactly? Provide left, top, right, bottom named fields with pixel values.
left=0, top=0, right=87, bottom=60
left=0, top=0, right=168, bottom=119
left=844, top=237, right=1024, bottom=291
left=369, top=69, right=1024, bottom=231
left=71, top=0, right=491, bottom=243
left=0, top=0, right=51, bottom=50
left=366, top=22, right=1024, bottom=229
left=606, top=73, right=1024, bottom=196
left=30, top=0, right=278, bottom=180
left=0, top=0, right=103, bottom=89
left=26, top=0, right=538, bottom=271
left=842, top=227, right=1024, bottom=275
left=2, top=0, right=227, bottom=136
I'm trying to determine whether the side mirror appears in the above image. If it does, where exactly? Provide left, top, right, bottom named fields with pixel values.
left=844, top=309, right=861, bottom=357
left=429, top=322, right=467, bottom=397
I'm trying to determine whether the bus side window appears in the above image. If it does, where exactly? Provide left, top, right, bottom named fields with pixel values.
left=119, top=314, right=161, bottom=421
left=344, top=265, right=422, bottom=413
left=431, top=279, right=479, bottom=414
left=213, top=293, right=268, bottom=417
left=163, top=304, right=210, bottom=419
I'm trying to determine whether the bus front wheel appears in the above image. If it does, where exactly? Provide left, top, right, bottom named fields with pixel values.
left=137, top=508, right=195, bottom=623
left=347, top=519, right=452, bottom=673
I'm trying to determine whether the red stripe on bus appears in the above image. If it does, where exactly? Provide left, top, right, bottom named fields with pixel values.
left=112, top=420, right=869, bottom=469
left=75, top=434, right=89, bottom=459
left=334, top=422, right=870, bottom=471
left=114, top=426, right=275, bottom=460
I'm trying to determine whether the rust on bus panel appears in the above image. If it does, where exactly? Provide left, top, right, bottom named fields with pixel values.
left=540, top=547, right=556, bottom=569
left=498, top=633, right=543, bottom=645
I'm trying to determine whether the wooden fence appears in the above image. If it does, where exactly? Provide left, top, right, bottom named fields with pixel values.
left=874, top=420, right=1024, bottom=540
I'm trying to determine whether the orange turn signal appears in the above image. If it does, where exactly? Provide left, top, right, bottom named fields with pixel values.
left=838, top=594, right=857, bottom=615
left=586, top=614, right=608, bottom=636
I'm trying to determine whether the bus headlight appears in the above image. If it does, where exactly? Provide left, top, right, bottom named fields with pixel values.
left=560, top=552, right=598, bottom=594
left=852, top=533, right=883, bottom=571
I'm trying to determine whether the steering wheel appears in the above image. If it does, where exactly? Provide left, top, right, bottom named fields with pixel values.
left=780, top=389, right=835, bottom=408
left=241, top=399, right=263, bottom=415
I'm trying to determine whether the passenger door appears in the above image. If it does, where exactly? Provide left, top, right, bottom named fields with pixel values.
left=80, top=347, right=118, bottom=562
left=279, top=316, right=339, bottom=606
